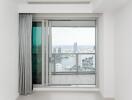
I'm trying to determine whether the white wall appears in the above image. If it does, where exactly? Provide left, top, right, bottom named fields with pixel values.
left=103, top=12, right=115, bottom=98
left=0, top=0, right=19, bottom=100
left=97, top=14, right=104, bottom=96
left=115, top=1, right=132, bottom=100
left=98, top=12, right=115, bottom=98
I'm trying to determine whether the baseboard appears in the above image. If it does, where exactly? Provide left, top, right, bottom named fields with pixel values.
left=34, top=87, right=100, bottom=92
left=15, top=92, right=19, bottom=100
left=99, top=91, right=115, bottom=100
left=103, top=98, right=115, bottom=100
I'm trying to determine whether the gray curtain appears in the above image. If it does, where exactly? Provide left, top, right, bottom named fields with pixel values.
left=19, top=14, right=32, bottom=95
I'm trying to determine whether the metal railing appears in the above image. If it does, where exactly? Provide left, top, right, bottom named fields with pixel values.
left=50, top=53, right=96, bottom=75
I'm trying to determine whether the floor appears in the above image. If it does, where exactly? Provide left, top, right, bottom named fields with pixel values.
left=17, top=91, right=103, bottom=100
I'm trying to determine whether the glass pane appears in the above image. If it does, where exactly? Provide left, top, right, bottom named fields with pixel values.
left=52, top=54, right=76, bottom=72
left=78, top=54, right=95, bottom=72
left=32, top=22, right=42, bottom=84
left=49, top=26, right=96, bottom=86
left=49, top=74, right=95, bottom=85
left=52, top=27, right=95, bottom=53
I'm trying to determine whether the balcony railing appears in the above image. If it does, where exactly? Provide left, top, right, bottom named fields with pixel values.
left=50, top=53, right=96, bottom=73
left=49, top=53, right=96, bottom=85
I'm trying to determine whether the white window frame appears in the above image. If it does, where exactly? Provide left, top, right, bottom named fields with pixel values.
left=32, top=14, right=99, bottom=88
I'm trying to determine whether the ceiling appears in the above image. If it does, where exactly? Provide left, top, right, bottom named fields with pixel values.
left=19, top=0, right=130, bottom=12
left=93, top=0, right=130, bottom=12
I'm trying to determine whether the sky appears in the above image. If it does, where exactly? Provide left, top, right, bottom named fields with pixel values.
left=32, top=27, right=96, bottom=47
left=52, top=27, right=95, bottom=46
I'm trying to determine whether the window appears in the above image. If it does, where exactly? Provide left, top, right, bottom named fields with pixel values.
left=32, top=20, right=96, bottom=87
left=32, top=22, right=42, bottom=84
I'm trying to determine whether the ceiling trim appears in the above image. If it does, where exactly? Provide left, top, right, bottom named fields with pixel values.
left=27, top=0, right=91, bottom=4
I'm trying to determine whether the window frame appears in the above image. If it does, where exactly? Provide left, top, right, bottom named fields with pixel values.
left=48, top=20, right=96, bottom=86
left=32, top=20, right=46, bottom=87
left=32, top=17, right=98, bottom=88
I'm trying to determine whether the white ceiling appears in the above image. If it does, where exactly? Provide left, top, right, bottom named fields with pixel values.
left=93, top=0, right=130, bottom=12
left=19, top=0, right=130, bottom=12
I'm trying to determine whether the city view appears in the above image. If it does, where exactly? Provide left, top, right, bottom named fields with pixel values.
left=51, top=27, right=96, bottom=73
left=49, top=27, right=96, bottom=85
left=52, top=43, right=95, bottom=73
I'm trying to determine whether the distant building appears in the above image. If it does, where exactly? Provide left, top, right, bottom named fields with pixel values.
left=58, top=47, right=61, bottom=53
left=55, top=47, right=62, bottom=63
left=73, top=42, right=78, bottom=53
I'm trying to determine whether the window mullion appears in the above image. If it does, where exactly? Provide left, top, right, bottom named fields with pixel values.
left=76, top=53, right=79, bottom=73
left=42, top=20, right=45, bottom=86
left=45, top=20, right=49, bottom=86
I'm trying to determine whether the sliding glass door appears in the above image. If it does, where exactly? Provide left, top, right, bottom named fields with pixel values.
left=32, top=20, right=96, bottom=87
left=32, top=22, right=42, bottom=84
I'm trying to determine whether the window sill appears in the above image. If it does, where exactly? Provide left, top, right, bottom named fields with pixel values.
left=33, top=87, right=99, bottom=92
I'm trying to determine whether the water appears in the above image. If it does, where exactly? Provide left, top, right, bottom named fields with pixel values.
left=54, top=54, right=95, bottom=72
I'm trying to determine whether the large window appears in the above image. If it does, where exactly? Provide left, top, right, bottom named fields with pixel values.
left=32, top=20, right=96, bottom=87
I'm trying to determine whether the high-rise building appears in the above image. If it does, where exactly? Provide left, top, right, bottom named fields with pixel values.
left=73, top=42, right=78, bottom=53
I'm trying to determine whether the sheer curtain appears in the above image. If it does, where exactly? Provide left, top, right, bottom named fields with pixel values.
left=19, top=14, right=32, bottom=95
